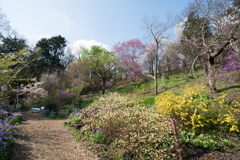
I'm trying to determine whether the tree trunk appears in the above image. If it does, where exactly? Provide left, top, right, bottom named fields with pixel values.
left=151, top=62, right=154, bottom=76
left=188, top=67, right=193, bottom=77
left=155, top=54, right=158, bottom=96
left=207, top=55, right=217, bottom=93
left=102, top=78, right=106, bottom=95
left=166, top=65, right=169, bottom=79
left=189, top=60, right=196, bottom=77
left=203, top=64, right=208, bottom=77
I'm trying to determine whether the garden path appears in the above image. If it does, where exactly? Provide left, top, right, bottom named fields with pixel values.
left=11, top=112, right=100, bottom=160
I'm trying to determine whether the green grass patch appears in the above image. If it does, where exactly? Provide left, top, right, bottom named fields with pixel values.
left=140, top=96, right=155, bottom=107
left=81, top=98, right=94, bottom=108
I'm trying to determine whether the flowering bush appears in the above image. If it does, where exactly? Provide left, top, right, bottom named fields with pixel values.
left=41, top=109, right=51, bottom=117
left=217, top=52, right=240, bottom=84
left=0, top=107, right=22, bottom=159
left=6, top=112, right=22, bottom=125
left=0, top=119, right=15, bottom=159
left=0, top=108, right=22, bottom=125
left=40, top=72, right=62, bottom=96
left=41, top=109, right=64, bottom=119
left=2, top=107, right=18, bottom=113
left=57, top=90, right=72, bottom=106
left=0, top=109, right=8, bottom=120
left=67, top=93, right=175, bottom=159
left=18, top=79, right=48, bottom=108
left=131, top=68, right=143, bottom=80
left=155, top=83, right=240, bottom=132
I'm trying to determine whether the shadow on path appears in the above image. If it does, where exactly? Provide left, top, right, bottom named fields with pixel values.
left=218, top=84, right=240, bottom=92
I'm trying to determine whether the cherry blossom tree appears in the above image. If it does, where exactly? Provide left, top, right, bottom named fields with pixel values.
left=17, top=79, right=48, bottom=107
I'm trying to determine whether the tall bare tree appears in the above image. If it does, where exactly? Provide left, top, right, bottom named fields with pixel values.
left=142, top=14, right=175, bottom=95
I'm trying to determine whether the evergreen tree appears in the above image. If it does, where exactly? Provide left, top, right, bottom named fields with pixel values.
left=35, top=35, right=67, bottom=76
left=182, top=11, right=211, bottom=40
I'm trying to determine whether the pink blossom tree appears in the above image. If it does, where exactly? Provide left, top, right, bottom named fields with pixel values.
left=113, top=39, right=147, bottom=82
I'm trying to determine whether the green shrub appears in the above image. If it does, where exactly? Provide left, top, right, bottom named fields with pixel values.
left=180, top=130, right=218, bottom=150
left=41, top=109, right=65, bottom=119
left=85, top=130, right=106, bottom=143
left=143, top=96, right=155, bottom=107
left=221, top=139, right=231, bottom=146
left=43, top=98, right=60, bottom=112
left=191, top=134, right=218, bottom=150
left=75, top=134, right=81, bottom=142
left=9, top=113, right=22, bottom=125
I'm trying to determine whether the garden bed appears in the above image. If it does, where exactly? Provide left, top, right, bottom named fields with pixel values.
left=0, top=107, right=22, bottom=159
left=65, top=85, right=240, bottom=159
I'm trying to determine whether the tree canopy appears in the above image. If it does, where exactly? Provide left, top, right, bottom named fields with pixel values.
left=81, top=45, right=118, bottom=95
left=35, top=35, right=67, bottom=75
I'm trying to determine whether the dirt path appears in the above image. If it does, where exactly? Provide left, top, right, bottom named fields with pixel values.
left=12, top=112, right=100, bottom=160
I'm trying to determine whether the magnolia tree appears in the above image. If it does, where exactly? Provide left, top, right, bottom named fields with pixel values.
left=17, top=79, right=48, bottom=107
left=113, top=39, right=147, bottom=81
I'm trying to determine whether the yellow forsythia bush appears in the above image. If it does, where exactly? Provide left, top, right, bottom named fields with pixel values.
left=155, top=83, right=240, bottom=132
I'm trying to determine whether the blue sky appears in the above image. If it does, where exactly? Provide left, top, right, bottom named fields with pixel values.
left=1, top=0, right=192, bottom=53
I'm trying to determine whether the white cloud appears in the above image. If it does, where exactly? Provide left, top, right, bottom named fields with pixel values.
left=68, top=39, right=109, bottom=57
left=174, top=18, right=187, bottom=39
